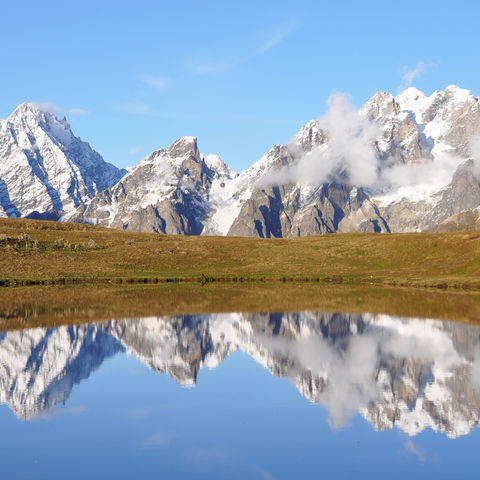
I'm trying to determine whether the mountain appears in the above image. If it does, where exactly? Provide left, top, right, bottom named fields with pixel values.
left=0, top=103, right=125, bottom=219
left=221, top=121, right=389, bottom=236
left=364, top=86, right=480, bottom=232
left=66, top=136, right=237, bottom=233
left=2, top=86, right=480, bottom=234
left=69, top=117, right=390, bottom=236
left=0, top=324, right=121, bottom=419
left=69, top=85, right=480, bottom=236
left=2, top=312, right=480, bottom=439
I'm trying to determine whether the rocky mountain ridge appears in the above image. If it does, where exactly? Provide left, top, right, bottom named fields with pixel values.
left=0, top=103, right=125, bottom=220
left=1, top=86, right=479, bottom=235
left=1, top=312, right=480, bottom=438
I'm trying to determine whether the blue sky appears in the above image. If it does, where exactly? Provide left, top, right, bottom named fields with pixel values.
left=1, top=0, right=478, bottom=171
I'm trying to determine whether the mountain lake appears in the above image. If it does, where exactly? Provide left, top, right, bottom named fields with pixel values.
left=1, top=287, right=480, bottom=479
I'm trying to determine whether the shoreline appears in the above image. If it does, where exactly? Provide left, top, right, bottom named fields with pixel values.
left=1, top=282, right=479, bottom=333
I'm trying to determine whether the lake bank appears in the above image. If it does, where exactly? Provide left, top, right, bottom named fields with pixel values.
left=1, top=282, right=480, bottom=332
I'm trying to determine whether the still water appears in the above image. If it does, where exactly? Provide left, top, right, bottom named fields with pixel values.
left=1, top=311, right=480, bottom=479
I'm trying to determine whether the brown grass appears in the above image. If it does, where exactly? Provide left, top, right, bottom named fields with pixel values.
left=0, top=217, right=479, bottom=290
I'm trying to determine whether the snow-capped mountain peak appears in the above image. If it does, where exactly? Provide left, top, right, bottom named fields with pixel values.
left=0, top=103, right=125, bottom=219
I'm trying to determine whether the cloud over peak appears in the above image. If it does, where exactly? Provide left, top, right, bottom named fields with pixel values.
left=261, top=92, right=380, bottom=188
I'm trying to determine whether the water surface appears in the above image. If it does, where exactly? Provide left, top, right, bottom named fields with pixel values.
left=1, top=311, right=480, bottom=479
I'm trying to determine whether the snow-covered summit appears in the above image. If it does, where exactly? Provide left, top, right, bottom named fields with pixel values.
left=69, top=136, right=238, bottom=234
left=0, top=102, right=125, bottom=219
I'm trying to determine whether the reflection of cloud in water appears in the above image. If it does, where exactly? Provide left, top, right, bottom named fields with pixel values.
left=1, top=312, right=480, bottom=438
left=404, top=438, right=425, bottom=462
left=471, top=346, right=480, bottom=388
left=259, top=332, right=380, bottom=428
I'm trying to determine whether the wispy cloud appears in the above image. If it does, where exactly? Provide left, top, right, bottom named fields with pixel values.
left=68, top=108, right=88, bottom=115
left=31, top=101, right=63, bottom=114
left=129, top=146, right=143, bottom=155
left=470, top=136, right=480, bottom=179
left=397, top=60, right=440, bottom=92
left=189, top=21, right=300, bottom=74
left=260, top=92, right=380, bottom=189
left=31, top=102, right=88, bottom=116
left=399, top=61, right=425, bottom=91
left=141, top=74, right=169, bottom=91
left=258, top=23, right=299, bottom=55
left=404, top=439, right=425, bottom=462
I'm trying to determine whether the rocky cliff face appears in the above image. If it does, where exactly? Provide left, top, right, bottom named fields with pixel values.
left=224, top=123, right=389, bottom=237
left=2, top=312, right=480, bottom=438
left=0, top=103, right=125, bottom=219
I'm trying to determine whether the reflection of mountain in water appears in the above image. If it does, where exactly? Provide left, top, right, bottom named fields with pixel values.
left=0, top=325, right=122, bottom=420
left=1, top=313, right=480, bottom=438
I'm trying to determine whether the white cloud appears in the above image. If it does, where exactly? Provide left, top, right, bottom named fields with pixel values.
left=260, top=92, right=380, bottom=188
left=470, top=136, right=480, bottom=179
left=404, top=439, right=425, bottom=462
left=258, top=89, right=465, bottom=200
left=375, top=152, right=462, bottom=205
left=189, top=21, right=300, bottom=74
left=68, top=108, right=88, bottom=115
left=141, top=74, right=169, bottom=91
left=470, top=345, right=480, bottom=387
left=31, top=102, right=88, bottom=117
left=129, top=145, right=143, bottom=155
left=258, top=23, right=299, bottom=54
left=399, top=61, right=426, bottom=92
left=31, top=101, right=63, bottom=114
left=258, top=331, right=381, bottom=428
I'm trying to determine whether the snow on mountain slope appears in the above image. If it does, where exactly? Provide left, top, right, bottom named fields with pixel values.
left=359, top=86, right=480, bottom=231
left=68, top=136, right=237, bottom=234
left=0, top=103, right=125, bottom=219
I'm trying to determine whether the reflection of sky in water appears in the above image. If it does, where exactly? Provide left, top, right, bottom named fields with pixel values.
left=0, top=312, right=480, bottom=478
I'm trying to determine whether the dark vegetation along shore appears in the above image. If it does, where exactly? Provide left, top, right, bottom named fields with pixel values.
left=0, top=218, right=479, bottom=289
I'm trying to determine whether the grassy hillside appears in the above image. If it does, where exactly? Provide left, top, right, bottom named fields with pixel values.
left=0, top=218, right=479, bottom=289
